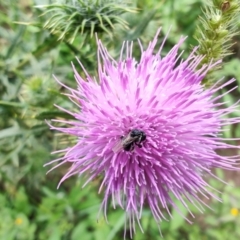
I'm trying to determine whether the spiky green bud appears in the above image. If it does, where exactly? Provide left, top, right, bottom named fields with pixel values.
left=194, top=0, right=240, bottom=86
left=36, top=0, right=137, bottom=43
left=209, top=14, right=222, bottom=28
left=20, top=76, right=58, bottom=107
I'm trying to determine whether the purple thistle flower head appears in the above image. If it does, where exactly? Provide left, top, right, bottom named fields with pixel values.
left=47, top=28, right=240, bottom=237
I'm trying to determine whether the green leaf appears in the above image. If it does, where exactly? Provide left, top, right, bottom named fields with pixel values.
left=0, top=101, right=26, bottom=108
left=169, top=201, right=189, bottom=231
left=71, top=222, right=88, bottom=240
left=0, top=123, right=22, bottom=139
left=5, top=25, right=26, bottom=59
left=106, top=213, right=125, bottom=240
left=35, top=110, right=75, bottom=120
left=48, top=228, right=61, bottom=240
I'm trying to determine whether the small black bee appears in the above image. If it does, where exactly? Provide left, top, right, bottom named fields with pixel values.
left=113, top=129, right=146, bottom=153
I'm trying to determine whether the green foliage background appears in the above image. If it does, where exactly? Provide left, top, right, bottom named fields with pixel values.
left=1, top=0, right=240, bottom=239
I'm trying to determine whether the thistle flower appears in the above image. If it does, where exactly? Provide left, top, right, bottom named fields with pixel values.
left=47, top=29, right=240, bottom=237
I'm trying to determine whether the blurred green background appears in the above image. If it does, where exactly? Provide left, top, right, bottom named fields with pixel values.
left=1, top=0, right=240, bottom=239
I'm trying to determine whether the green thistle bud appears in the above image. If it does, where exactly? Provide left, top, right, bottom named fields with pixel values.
left=205, top=29, right=216, bottom=39
left=212, top=0, right=224, bottom=8
left=36, top=0, right=137, bottom=43
left=20, top=76, right=58, bottom=107
left=221, top=1, right=231, bottom=12
left=227, top=2, right=239, bottom=11
left=204, top=39, right=214, bottom=48
left=194, top=0, right=240, bottom=86
left=209, top=14, right=222, bottom=28
left=216, top=28, right=228, bottom=38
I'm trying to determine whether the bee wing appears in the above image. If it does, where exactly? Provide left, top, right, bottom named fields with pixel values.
left=112, top=135, right=138, bottom=153
left=112, top=139, right=124, bottom=153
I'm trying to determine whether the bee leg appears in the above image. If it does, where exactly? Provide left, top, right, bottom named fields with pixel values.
left=130, top=144, right=135, bottom=151
left=136, top=143, right=142, bottom=148
left=123, top=143, right=134, bottom=151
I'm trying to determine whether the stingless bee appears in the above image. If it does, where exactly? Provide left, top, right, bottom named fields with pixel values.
left=113, top=129, right=146, bottom=153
